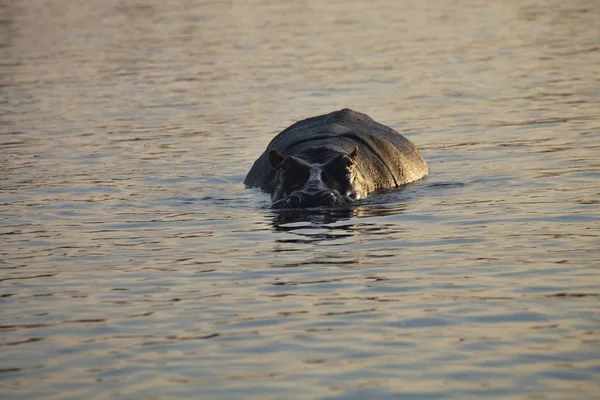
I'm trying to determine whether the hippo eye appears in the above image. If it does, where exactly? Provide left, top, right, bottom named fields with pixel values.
left=325, top=154, right=354, bottom=172
left=322, top=160, right=352, bottom=193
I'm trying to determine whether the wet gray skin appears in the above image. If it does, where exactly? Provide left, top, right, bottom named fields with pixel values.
left=244, top=109, right=429, bottom=208
left=268, top=146, right=363, bottom=208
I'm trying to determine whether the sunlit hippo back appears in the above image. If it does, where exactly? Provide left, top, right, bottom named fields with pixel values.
left=244, top=109, right=429, bottom=208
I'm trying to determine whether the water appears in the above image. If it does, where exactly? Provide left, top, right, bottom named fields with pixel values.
left=1, top=0, right=599, bottom=398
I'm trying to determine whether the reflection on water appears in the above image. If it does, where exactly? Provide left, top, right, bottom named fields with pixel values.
left=2, top=0, right=600, bottom=399
left=271, top=200, right=408, bottom=229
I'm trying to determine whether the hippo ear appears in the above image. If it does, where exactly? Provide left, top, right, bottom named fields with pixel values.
left=268, top=149, right=284, bottom=170
left=349, top=146, right=359, bottom=163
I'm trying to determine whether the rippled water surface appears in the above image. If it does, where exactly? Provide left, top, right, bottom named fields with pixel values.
left=2, top=0, right=599, bottom=399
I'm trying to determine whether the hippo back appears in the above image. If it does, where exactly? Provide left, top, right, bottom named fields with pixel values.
left=244, top=109, right=429, bottom=193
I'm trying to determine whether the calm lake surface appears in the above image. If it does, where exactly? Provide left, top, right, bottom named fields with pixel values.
left=1, top=0, right=599, bottom=399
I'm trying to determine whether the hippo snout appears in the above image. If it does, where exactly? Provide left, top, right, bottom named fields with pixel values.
left=272, top=190, right=345, bottom=209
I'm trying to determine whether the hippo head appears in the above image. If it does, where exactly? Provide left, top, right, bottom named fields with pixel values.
left=268, top=147, right=367, bottom=208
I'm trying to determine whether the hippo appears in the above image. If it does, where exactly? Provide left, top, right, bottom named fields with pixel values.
left=244, top=109, right=429, bottom=208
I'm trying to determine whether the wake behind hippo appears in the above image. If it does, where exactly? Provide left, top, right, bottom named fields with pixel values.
left=244, top=109, right=429, bottom=208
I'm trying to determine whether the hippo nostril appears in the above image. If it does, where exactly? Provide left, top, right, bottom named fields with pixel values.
left=286, top=194, right=303, bottom=208
left=272, top=199, right=286, bottom=209
left=320, top=192, right=337, bottom=205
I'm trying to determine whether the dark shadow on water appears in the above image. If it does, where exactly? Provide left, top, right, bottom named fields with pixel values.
left=269, top=199, right=410, bottom=246
left=270, top=191, right=414, bottom=226
left=271, top=205, right=355, bottom=227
